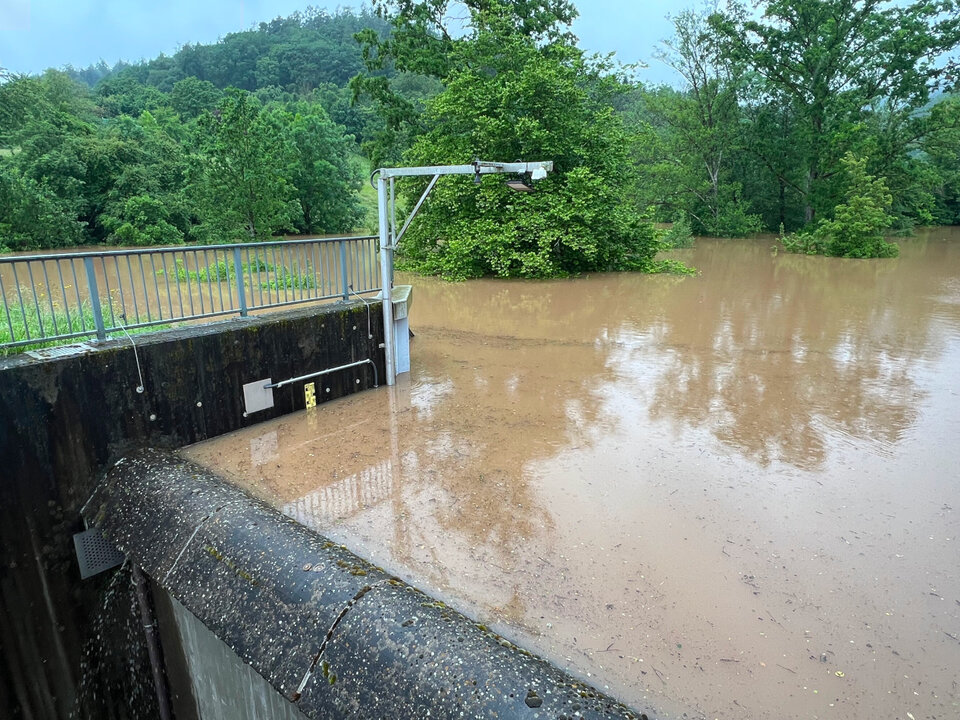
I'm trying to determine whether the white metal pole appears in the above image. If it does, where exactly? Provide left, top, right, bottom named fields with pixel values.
left=389, top=177, right=397, bottom=284
left=377, top=175, right=396, bottom=386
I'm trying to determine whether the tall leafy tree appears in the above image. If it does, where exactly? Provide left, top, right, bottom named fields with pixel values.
left=98, top=112, right=193, bottom=245
left=352, top=0, right=579, bottom=166
left=640, top=9, right=760, bottom=236
left=710, top=0, right=960, bottom=224
left=194, top=89, right=300, bottom=241
left=268, top=103, right=366, bottom=234
left=366, top=1, right=678, bottom=279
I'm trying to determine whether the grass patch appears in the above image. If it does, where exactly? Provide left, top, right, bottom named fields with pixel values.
left=260, top=266, right=317, bottom=290
left=352, top=153, right=381, bottom=233
left=157, top=258, right=316, bottom=290
left=1, top=301, right=167, bottom=355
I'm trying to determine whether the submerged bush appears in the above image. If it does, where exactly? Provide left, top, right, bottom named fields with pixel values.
left=782, top=154, right=898, bottom=258
left=662, top=214, right=695, bottom=248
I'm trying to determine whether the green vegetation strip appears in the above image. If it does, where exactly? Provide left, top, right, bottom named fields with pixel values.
left=0, top=301, right=167, bottom=355
left=2, top=2, right=957, bottom=268
left=157, top=259, right=317, bottom=290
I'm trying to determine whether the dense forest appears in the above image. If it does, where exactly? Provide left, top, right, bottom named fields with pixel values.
left=1, top=0, right=958, bottom=276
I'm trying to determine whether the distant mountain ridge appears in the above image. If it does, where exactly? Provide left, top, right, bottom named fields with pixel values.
left=63, top=8, right=391, bottom=94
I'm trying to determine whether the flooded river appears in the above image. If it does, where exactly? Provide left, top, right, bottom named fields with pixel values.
left=184, top=230, right=960, bottom=720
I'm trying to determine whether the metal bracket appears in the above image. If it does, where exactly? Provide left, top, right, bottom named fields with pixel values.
left=73, top=528, right=124, bottom=579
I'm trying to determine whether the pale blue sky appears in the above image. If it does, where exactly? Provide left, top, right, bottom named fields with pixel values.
left=0, top=1, right=699, bottom=85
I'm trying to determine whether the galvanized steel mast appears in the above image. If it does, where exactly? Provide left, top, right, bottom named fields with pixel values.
left=374, top=160, right=553, bottom=385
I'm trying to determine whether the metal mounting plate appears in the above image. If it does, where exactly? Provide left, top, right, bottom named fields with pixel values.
left=243, top=378, right=274, bottom=415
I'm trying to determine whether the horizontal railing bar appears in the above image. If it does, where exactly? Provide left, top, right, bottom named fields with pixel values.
left=3, top=329, right=100, bottom=349
left=245, top=289, right=381, bottom=312
left=0, top=236, right=377, bottom=264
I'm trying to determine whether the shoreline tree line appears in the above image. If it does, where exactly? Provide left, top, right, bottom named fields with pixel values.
left=1, top=0, right=958, bottom=276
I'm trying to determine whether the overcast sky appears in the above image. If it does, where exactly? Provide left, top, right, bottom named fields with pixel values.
left=0, top=0, right=699, bottom=86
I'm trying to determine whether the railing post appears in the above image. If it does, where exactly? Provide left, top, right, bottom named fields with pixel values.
left=339, top=241, right=349, bottom=301
left=83, top=257, right=107, bottom=341
left=233, top=247, right=248, bottom=317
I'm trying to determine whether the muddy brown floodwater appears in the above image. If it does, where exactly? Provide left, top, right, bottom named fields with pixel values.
left=184, top=230, right=960, bottom=720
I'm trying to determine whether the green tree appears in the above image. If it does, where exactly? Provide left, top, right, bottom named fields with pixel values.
left=638, top=9, right=760, bottom=236
left=101, top=194, right=183, bottom=246
left=170, top=77, right=222, bottom=120
left=96, top=73, right=170, bottom=117
left=273, top=104, right=366, bottom=234
left=194, top=89, right=300, bottom=241
left=98, top=112, right=194, bottom=244
left=352, top=0, right=578, bottom=166
left=711, top=0, right=960, bottom=225
left=919, top=95, right=960, bottom=224
left=783, top=153, right=898, bottom=257
left=0, top=164, right=86, bottom=250
left=383, top=2, right=677, bottom=279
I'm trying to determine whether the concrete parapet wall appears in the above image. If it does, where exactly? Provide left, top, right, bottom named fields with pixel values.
left=88, top=448, right=651, bottom=720
left=0, top=302, right=384, bottom=718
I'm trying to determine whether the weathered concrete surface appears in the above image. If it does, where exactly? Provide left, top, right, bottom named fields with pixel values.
left=87, top=448, right=652, bottom=720
left=166, top=592, right=309, bottom=720
left=0, top=301, right=383, bottom=719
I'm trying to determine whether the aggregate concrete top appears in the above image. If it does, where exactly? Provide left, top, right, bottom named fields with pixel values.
left=85, top=448, right=652, bottom=720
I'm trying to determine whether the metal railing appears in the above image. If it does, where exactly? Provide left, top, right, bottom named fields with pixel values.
left=0, top=236, right=381, bottom=352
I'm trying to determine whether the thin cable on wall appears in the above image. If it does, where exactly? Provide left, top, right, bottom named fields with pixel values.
left=116, top=314, right=145, bottom=394
left=348, top=284, right=373, bottom=339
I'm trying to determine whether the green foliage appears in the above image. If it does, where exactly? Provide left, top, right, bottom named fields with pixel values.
left=662, top=215, right=695, bottom=249
left=632, top=11, right=762, bottom=237
left=194, top=90, right=301, bottom=242
left=260, top=266, right=318, bottom=290
left=102, top=194, right=183, bottom=246
left=97, top=74, right=171, bottom=117
left=352, top=0, right=577, bottom=165
left=919, top=96, right=960, bottom=224
left=5, top=3, right=959, bottom=263
left=0, top=300, right=167, bottom=355
left=709, top=0, right=960, bottom=226
left=782, top=154, right=898, bottom=258
left=0, top=9, right=419, bottom=252
left=169, top=77, right=222, bottom=119
left=272, top=103, right=366, bottom=234
left=369, top=0, right=680, bottom=279
left=159, top=257, right=315, bottom=289
left=0, top=163, right=86, bottom=250
left=0, top=302, right=100, bottom=353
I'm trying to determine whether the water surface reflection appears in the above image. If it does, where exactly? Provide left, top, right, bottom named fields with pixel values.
left=185, top=230, right=960, bottom=720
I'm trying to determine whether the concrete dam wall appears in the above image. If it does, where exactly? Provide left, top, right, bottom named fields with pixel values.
left=88, top=448, right=648, bottom=720
left=1, top=297, right=655, bottom=719
left=0, top=302, right=383, bottom=718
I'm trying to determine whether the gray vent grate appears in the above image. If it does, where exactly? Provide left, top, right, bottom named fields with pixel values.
left=25, top=343, right=94, bottom=360
left=73, top=529, right=125, bottom=579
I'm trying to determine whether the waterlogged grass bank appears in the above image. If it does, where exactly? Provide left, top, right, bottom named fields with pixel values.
left=0, top=301, right=165, bottom=355
left=157, top=258, right=317, bottom=291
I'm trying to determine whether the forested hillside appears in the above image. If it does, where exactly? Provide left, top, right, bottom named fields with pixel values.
left=0, top=8, right=436, bottom=251
left=1, top=0, right=958, bottom=270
